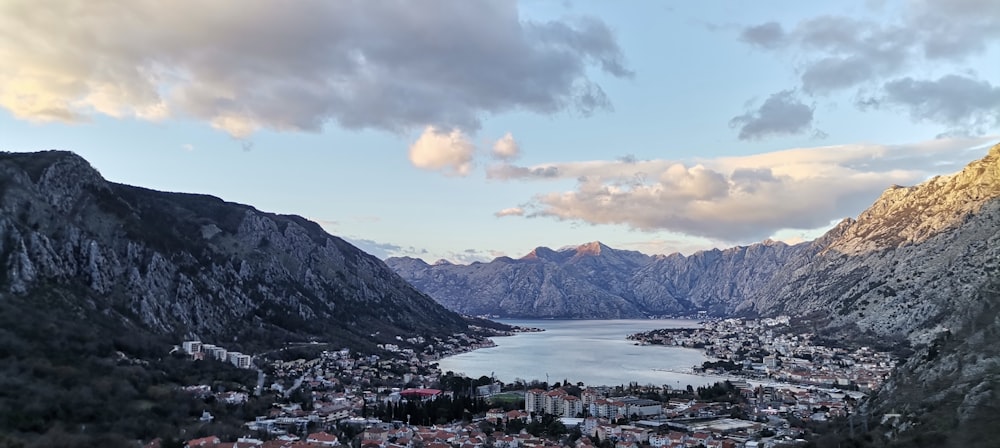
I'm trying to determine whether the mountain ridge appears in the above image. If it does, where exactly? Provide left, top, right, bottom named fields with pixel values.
left=0, top=149, right=474, bottom=350
left=388, top=143, right=1000, bottom=331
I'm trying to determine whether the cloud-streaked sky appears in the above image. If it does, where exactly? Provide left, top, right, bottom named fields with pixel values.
left=2, top=0, right=998, bottom=262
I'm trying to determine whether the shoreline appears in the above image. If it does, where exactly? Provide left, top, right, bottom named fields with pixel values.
left=437, top=319, right=728, bottom=388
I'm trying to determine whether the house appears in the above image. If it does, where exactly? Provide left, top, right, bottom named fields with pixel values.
left=648, top=434, right=671, bottom=447
left=187, top=436, right=220, bottom=447
left=306, top=431, right=340, bottom=446
left=495, top=435, right=519, bottom=448
left=506, top=410, right=530, bottom=422
left=486, top=408, right=507, bottom=423
left=689, top=432, right=713, bottom=446
left=363, top=428, right=389, bottom=446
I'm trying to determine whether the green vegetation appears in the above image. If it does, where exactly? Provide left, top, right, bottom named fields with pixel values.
left=0, top=288, right=272, bottom=447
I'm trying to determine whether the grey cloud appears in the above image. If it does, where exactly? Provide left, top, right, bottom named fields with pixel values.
left=736, top=3, right=1000, bottom=132
left=740, top=22, right=786, bottom=49
left=345, top=237, right=427, bottom=260
left=486, top=164, right=561, bottom=180
left=0, top=0, right=631, bottom=136
left=802, top=56, right=879, bottom=94
left=729, top=90, right=816, bottom=141
left=880, top=75, right=1000, bottom=132
left=730, top=167, right=779, bottom=194
left=909, top=0, right=1000, bottom=59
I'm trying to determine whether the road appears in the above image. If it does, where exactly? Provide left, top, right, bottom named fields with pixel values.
left=284, top=375, right=305, bottom=398
left=255, top=368, right=266, bottom=396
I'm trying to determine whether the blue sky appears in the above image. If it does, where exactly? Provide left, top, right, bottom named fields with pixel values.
left=2, top=0, right=998, bottom=262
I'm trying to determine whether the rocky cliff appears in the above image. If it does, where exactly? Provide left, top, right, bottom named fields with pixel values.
left=0, top=150, right=470, bottom=351
left=743, top=144, right=1000, bottom=345
left=388, top=242, right=655, bottom=318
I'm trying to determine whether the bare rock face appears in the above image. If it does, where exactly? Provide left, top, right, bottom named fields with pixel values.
left=744, top=144, right=1000, bottom=344
left=389, top=242, right=656, bottom=318
left=0, top=150, right=468, bottom=350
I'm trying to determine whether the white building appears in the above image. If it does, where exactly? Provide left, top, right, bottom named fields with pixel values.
left=228, top=351, right=252, bottom=369
left=525, top=389, right=545, bottom=414
left=183, top=340, right=203, bottom=354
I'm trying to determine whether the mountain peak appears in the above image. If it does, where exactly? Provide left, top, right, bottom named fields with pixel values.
left=521, top=246, right=561, bottom=261
left=574, top=241, right=607, bottom=256
left=825, top=143, right=1000, bottom=255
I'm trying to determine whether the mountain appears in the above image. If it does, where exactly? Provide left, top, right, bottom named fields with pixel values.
left=386, top=237, right=827, bottom=318
left=389, top=145, right=1000, bottom=344
left=389, top=143, right=1000, bottom=446
left=388, top=241, right=656, bottom=318
left=741, top=145, right=1000, bottom=344
left=0, top=150, right=484, bottom=444
left=0, top=150, right=471, bottom=347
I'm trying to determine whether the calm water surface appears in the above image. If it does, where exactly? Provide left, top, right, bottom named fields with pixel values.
left=438, top=319, right=729, bottom=388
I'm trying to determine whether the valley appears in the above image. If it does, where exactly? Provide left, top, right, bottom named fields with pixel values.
left=0, top=145, right=998, bottom=447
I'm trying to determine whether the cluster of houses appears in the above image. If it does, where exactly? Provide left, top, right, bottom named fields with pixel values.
left=166, top=321, right=875, bottom=448
left=629, top=318, right=895, bottom=392
left=151, top=431, right=341, bottom=448
left=182, top=340, right=254, bottom=369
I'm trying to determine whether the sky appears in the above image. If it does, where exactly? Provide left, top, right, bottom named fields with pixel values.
left=1, top=0, right=999, bottom=263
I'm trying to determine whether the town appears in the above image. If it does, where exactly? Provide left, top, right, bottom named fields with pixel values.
left=627, top=317, right=896, bottom=393
left=157, top=318, right=895, bottom=448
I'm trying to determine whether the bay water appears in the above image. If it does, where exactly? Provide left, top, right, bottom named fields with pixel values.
left=437, top=319, right=731, bottom=389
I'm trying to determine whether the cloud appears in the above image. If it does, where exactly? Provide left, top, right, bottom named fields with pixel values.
left=729, top=90, right=817, bottom=140
left=181, top=143, right=194, bottom=152
left=492, top=132, right=521, bottom=161
left=0, top=0, right=630, bottom=137
left=408, top=127, right=476, bottom=176
left=735, top=1, right=1000, bottom=132
left=494, top=207, right=525, bottom=217
left=441, top=248, right=499, bottom=264
left=494, top=137, right=995, bottom=242
left=344, top=237, right=427, bottom=260
left=487, top=164, right=561, bottom=180
left=616, top=238, right=718, bottom=256
left=870, top=75, right=1000, bottom=133
left=740, top=22, right=786, bottom=49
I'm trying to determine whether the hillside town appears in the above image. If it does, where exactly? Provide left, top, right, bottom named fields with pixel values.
left=627, top=317, right=896, bottom=393
left=151, top=318, right=896, bottom=448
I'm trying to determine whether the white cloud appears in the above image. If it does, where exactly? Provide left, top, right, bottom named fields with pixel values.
left=0, top=0, right=630, bottom=137
left=494, top=207, right=525, bottom=217
left=408, top=127, right=476, bottom=176
left=492, top=132, right=521, bottom=160
left=494, top=137, right=996, bottom=242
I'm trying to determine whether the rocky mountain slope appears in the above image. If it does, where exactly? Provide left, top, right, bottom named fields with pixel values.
left=389, top=242, right=655, bottom=318
left=742, top=144, right=1000, bottom=345
left=0, top=150, right=471, bottom=351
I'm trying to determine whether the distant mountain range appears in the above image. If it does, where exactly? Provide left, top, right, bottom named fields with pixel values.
left=389, top=144, right=1000, bottom=344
